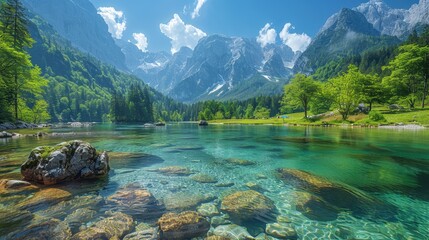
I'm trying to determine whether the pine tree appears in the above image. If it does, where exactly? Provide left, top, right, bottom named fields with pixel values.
left=0, top=0, right=41, bottom=121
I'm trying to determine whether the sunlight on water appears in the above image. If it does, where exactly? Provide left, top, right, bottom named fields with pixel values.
left=1, top=123, right=428, bottom=239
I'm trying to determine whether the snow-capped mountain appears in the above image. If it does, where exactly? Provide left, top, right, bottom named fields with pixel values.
left=355, top=0, right=429, bottom=38
left=156, top=35, right=294, bottom=102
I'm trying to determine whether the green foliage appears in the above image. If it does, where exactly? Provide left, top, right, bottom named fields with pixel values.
left=0, top=0, right=49, bottom=122
left=253, top=106, right=270, bottom=119
left=368, top=110, right=386, bottom=122
left=281, top=74, right=320, bottom=118
left=326, top=65, right=363, bottom=120
left=110, top=84, right=153, bottom=123
left=383, top=44, right=429, bottom=109
left=194, top=96, right=281, bottom=121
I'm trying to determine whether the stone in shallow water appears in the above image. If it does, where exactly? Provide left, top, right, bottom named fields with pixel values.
left=221, top=190, right=277, bottom=224
left=163, top=192, right=216, bottom=211
left=215, top=182, right=235, bottom=188
left=265, top=223, right=298, bottom=239
left=105, top=183, right=165, bottom=220
left=0, top=179, right=34, bottom=191
left=226, top=158, right=256, bottom=166
left=65, top=208, right=97, bottom=234
left=277, top=168, right=396, bottom=220
left=17, top=188, right=72, bottom=211
left=21, top=140, right=109, bottom=185
left=37, top=195, right=103, bottom=219
left=255, top=233, right=276, bottom=240
left=292, top=191, right=339, bottom=221
left=211, top=214, right=232, bottom=227
left=198, top=203, right=220, bottom=217
left=150, top=166, right=193, bottom=176
left=158, top=211, right=210, bottom=240
left=191, top=173, right=218, bottom=183
left=0, top=208, right=33, bottom=235
left=123, top=227, right=159, bottom=240
left=212, top=224, right=254, bottom=240
left=245, top=182, right=267, bottom=193
left=71, top=212, right=134, bottom=240
left=7, top=218, right=72, bottom=240
left=206, top=236, right=231, bottom=240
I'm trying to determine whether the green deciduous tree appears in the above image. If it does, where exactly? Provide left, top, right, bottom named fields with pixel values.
left=383, top=44, right=429, bottom=109
left=326, top=65, right=363, bottom=120
left=281, top=73, right=320, bottom=118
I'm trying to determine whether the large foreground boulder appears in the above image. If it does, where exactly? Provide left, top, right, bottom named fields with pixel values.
left=21, top=140, right=110, bottom=185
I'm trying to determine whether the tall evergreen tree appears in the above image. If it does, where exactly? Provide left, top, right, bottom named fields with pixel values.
left=0, top=0, right=47, bottom=121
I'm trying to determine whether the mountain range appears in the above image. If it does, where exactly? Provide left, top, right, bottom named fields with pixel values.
left=23, top=0, right=429, bottom=103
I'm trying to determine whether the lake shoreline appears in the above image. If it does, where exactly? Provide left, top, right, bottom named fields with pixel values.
left=209, top=120, right=427, bottom=129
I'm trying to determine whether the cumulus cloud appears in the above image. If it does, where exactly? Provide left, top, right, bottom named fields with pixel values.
left=97, top=7, right=127, bottom=39
left=133, top=33, right=148, bottom=52
left=257, top=23, right=277, bottom=48
left=160, top=14, right=207, bottom=54
left=279, top=23, right=311, bottom=53
left=191, top=0, right=207, bottom=19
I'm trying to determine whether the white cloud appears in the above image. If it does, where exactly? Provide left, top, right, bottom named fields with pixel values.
left=257, top=23, right=277, bottom=48
left=279, top=23, right=311, bottom=53
left=133, top=33, right=148, bottom=52
left=97, top=7, right=127, bottom=39
left=160, top=14, right=207, bottom=54
left=191, top=0, right=207, bottom=19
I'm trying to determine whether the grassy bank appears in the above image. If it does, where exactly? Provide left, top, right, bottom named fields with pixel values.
left=209, top=108, right=429, bottom=127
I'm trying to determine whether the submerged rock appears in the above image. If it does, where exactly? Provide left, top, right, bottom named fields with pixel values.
left=244, top=182, right=267, bottom=193
left=158, top=211, right=210, bottom=240
left=37, top=195, right=103, bottom=219
left=211, top=214, right=232, bottom=227
left=0, top=208, right=33, bottom=235
left=226, top=158, right=256, bottom=166
left=17, top=188, right=72, bottom=211
left=212, top=224, right=254, bottom=240
left=265, top=223, right=298, bottom=239
left=215, top=182, right=235, bottom=188
left=0, top=179, right=38, bottom=195
left=71, top=212, right=134, bottom=240
left=150, top=166, right=193, bottom=176
left=123, top=228, right=159, bottom=240
left=8, top=218, right=72, bottom=240
left=191, top=173, right=218, bottom=183
left=277, top=168, right=396, bottom=219
left=105, top=183, right=165, bottom=220
left=292, top=191, right=339, bottom=221
left=163, top=193, right=216, bottom=211
left=21, top=140, right=109, bottom=185
left=197, top=203, right=220, bottom=217
left=206, top=236, right=231, bottom=240
left=221, top=190, right=277, bottom=224
left=65, top=208, right=97, bottom=234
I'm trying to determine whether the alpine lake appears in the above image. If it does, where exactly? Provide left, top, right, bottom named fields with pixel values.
left=0, top=123, right=428, bottom=239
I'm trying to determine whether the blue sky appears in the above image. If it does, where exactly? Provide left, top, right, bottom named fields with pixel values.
left=90, top=0, right=419, bottom=54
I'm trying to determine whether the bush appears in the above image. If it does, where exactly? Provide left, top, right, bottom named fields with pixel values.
left=369, top=111, right=386, bottom=122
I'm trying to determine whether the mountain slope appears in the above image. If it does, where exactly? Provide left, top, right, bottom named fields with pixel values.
left=294, top=8, right=400, bottom=74
left=26, top=12, right=182, bottom=122
left=157, top=35, right=293, bottom=102
left=23, top=0, right=127, bottom=70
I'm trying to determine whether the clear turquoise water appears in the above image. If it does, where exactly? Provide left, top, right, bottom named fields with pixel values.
left=1, top=123, right=428, bottom=239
